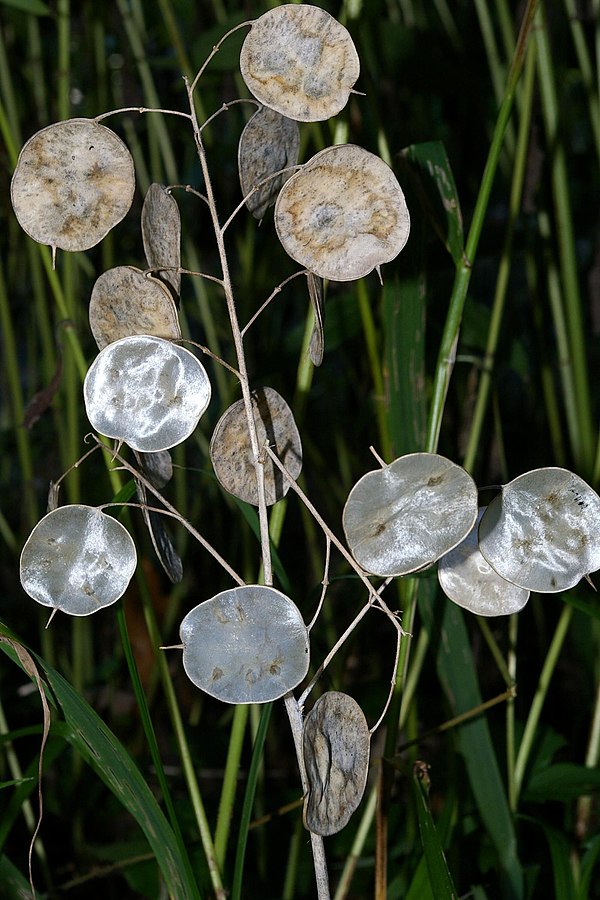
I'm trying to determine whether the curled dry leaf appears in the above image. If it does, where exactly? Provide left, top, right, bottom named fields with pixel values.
left=478, top=468, right=600, bottom=593
left=89, top=266, right=181, bottom=350
left=238, top=106, right=300, bottom=220
left=303, top=691, right=370, bottom=836
left=11, top=118, right=135, bottom=253
left=210, top=387, right=302, bottom=506
left=343, top=452, right=478, bottom=577
left=141, top=183, right=182, bottom=298
left=275, top=145, right=410, bottom=281
left=20, top=505, right=137, bottom=616
left=84, top=335, right=211, bottom=453
left=180, top=585, right=310, bottom=704
left=438, top=508, right=530, bottom=616
left=240, top=4, right=359, bottom=123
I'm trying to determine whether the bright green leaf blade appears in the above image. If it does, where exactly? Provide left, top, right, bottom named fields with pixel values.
left=419, top=594, right=523, bottom=899
left=524, top=762, right=600, bottom=803
left=383, top=275, right=427, bottom=458
left=0, top=0, right=49, bottom=13
left=401, top=141, right=464, bottom=264
left=410, top=763, right=458, bottom=899
left=36, top=659, right=202, bottom=900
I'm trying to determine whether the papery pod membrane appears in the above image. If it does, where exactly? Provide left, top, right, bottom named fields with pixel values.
left=303, top=691, right=370, bottom=836
left=141, top=183, right=182, bottom=298
left=275, top=145, right=410, bottom=281
left=180, top=585, right=310, bottom=704
left=134, top=449, right=182, bottom=582
left=210, top=387, right=302, bottom=506
left=89, top=266, right=181, bottom=350
left=342, top=452, right=478, bottom=577
left=307, top=272, right=325, bottom=366
left=84, top=335, right=211, bottom=452
left=135, top=450, right=173, bottom=490
left=11, top=118, right=135, bottom=253
left=239, top=5, right=360, bottom=123
left=478, top=468, right=600, bottom=593
left=438, top=508, right=530, bottom=616
left=238, top=106, right=300, bottom=220
left=20, top=505, right=137, bottom=616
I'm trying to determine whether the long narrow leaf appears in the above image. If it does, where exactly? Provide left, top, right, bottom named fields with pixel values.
left=410, top=761, right=458, bottom=899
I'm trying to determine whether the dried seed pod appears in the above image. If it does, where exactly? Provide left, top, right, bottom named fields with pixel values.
left=240, top=5, right=360, bottom=122
left=275, top=145, right=410, bottom=281
left=303, top=691, right=370, bottom=836
left=180, top=585, right=310, bottom=704
left=210, top=387, right=302, bottom=506
left=20, top=505, right=137, bottom=616
left=307, top=272, right=325, bottom=366
left=11, top=118, right=135, bottom=254
left=84, top=335, right=211, bottom=453
left=238, top=106, right=300, bottom=220
left=438, top=508, right=530, bottom=616
left=89, top=266, right=181, bottom=350
left=141, top=183, right=182, bottom=298
left=343, top=452, right=478, bottom=577
left=478, top=468, right=600, bottom=593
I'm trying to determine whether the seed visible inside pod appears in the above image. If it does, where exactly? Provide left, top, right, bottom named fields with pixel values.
left=20, top=505, right=137, bottom=617
left=240, top=5, right=360, bottom=122
left=275, top=145, right=410, bottom=282
left=11, top=118, right=135, bottom=254
left=180, top=585, right=310, bottom=704
left=343, top=452, right=478, bottom=577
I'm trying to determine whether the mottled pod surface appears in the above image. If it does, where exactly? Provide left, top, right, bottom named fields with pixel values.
left=240, top=4, right=359, bottom=122
left=89, top=266, right=181, bottom=350
left=303, top=691, right=370, bottom=836
left=478, top=468, right=600, bottom=593
left=11, top=118, right=135, bottom=253
left=20, top=505, right=137, bottom=616
left=238, top=106, right=300, bottom=220
left=141, top=183, right=182, bottom=298
left=438, top=508, right=530, bottom=616
left=84, top=335, right=211, bottom=452
left=180, top=585, right=310, bottom=704
left=343, top=452, right=478, bottom=577
left=275, top=145, right=410, bottom=281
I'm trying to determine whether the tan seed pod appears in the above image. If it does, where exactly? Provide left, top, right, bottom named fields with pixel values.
left=306, top=271, right=325, bottom=366
left=240, top=4, right=359, bottom=122
left=11, top=118, right=135, bottom=254
left=141, top=183, right=182, bottom=298
left=303, top=691, right=370, bottom=836
left=275, top=145, right=410, bottom=282
left=89, top=266, right=181, bottom=351
left=238, top=106, right=300, bottom=220
left=210, top=387, right=302, bottom=506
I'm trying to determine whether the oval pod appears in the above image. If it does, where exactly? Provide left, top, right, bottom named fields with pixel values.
left=275, top=145, right=410, bottom=282
left=180, top=585, right=309, bottom=704
left=240, top=5, right=359, bottom=122
left=303, top=691, right=370, bottom=835
left=84, top=335, right=211, bottom=452
left=238, top=106, right=300, bottom=220
left=478, top=467, right=600, bottom=593
left=11, top=118, right=135, bottom=253
left=20, top=505, right=137, bottom=616
left=343, top=452, right=478, bottom=577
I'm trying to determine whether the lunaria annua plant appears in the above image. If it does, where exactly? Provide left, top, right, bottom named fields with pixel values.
left=10, top=4, right=596, bottom=898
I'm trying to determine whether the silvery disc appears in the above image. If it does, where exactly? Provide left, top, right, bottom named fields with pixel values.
left=84, top=335, right=211, bottom=452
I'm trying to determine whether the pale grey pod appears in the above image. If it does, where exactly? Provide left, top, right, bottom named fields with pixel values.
left=180, top=585, right=310, bottom=704
left=438, top=508, right=530, bottom=616
left=343, top=452, right=478, bottom=577
left=303, top=691, right=370, bottom=836
left=238, top=106, right=300, bottom=220
left=478, top=468, right=600, bottom=593
left=240, top=5, right=360, bottom=123
left=11, top=118, right=135, bottom=253
left=20, top=505, right=137, bottom=616
left=84, top=335, right=211, bottom=453
left=141, top=183, right=182, bottom=298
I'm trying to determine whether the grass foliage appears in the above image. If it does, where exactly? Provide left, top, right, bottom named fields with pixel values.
left=1, top=0, right=599, bottom=897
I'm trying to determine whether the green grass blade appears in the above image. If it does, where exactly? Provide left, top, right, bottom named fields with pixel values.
left=410, top=762, right=458, bottom=899
left=578, top=833, right=600, bottom=900
left=0, top=853, right=39, bottom=899
left=36, top=657, right=202, bottom=900
left=419, top=595, right=523, bottom=899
